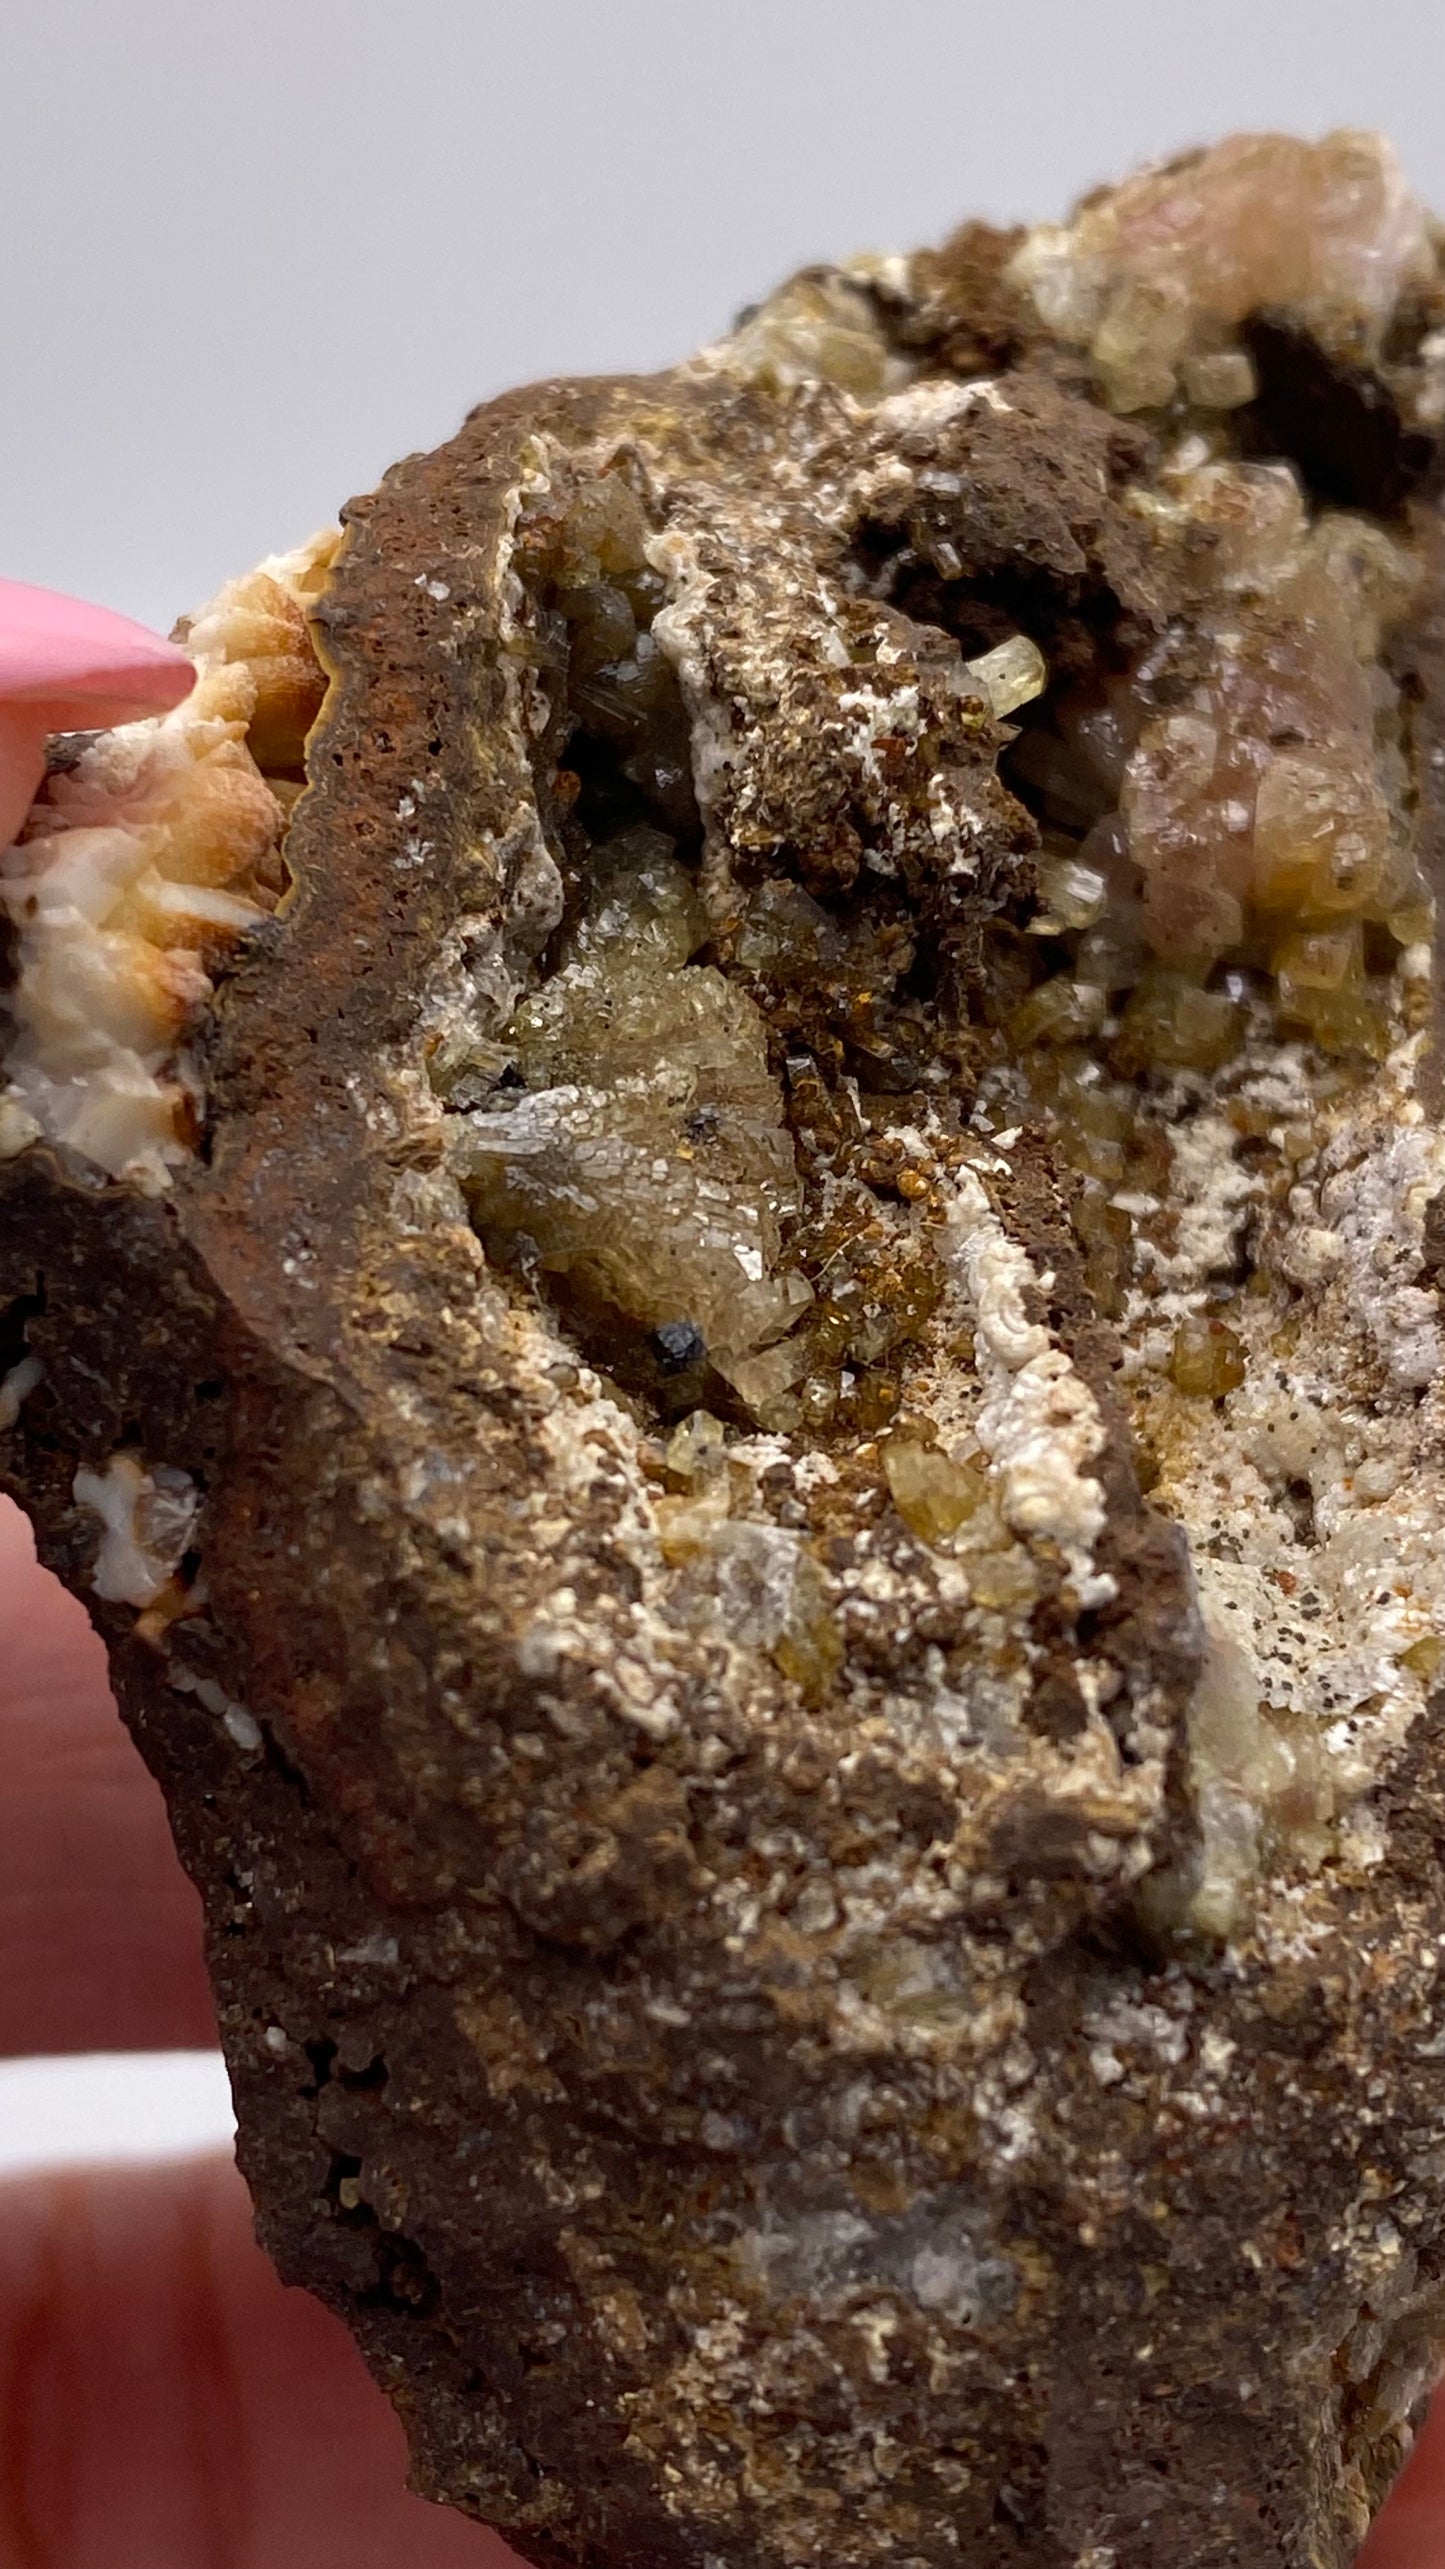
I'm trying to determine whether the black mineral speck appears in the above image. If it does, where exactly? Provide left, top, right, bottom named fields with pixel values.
left=654, top=1319, right=707, bottom=1373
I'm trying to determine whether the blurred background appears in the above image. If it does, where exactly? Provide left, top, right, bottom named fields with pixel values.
left=1, top=0, right=1444, bottom=2501
left=3, top=0, right=1444, bottom=638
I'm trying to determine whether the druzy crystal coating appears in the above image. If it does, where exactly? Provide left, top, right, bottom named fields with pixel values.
left=4, top=127, right=1445, bottom=2569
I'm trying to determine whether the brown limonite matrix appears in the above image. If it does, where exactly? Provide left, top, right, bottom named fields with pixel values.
left=4, top=130, right=1445, bottom=2569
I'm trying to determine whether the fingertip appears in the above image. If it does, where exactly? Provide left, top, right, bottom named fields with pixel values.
left=1356, top=2379, right=1445, bottom=2565
left=0, top=2152, right=522, bottom=2568
left=0, top=574, right=196, bottom=718
left=0, top=1498, right=216, bottom=2055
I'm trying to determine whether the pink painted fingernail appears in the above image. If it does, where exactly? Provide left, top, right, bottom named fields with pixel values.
left=0, top=579, right=195, bottom=848
left=0, top=578, right=195, bottom=724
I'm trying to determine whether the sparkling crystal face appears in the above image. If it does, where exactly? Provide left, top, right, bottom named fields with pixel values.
left=5, top=133, right=1445, bottom=2568
left=3, top=129, right=1443, bottom=1958
left=448, top=427, right=1427, bottom=1392
left=420, top=149, right=1445, bottom=1943
left=1007, top=129, right=1435, bottom=413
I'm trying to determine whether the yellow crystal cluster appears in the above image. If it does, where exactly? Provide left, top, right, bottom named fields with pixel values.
left=454, top=829, right=811, bottom=1395
left=1009, top=129, right=1433, bottom=413
left=992, top=448, right=1426, bottom=1313
left=472, top=319, right=1433, bottom=1413
left=1013, top=453, right=1423, bottom=1047
left=1123, top=460, right=1423, bottom=1006
left=456, top=469, right=974, bottom=1433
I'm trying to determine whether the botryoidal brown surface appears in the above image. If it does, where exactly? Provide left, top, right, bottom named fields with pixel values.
left=5, top=131, right=1445, bottom=2565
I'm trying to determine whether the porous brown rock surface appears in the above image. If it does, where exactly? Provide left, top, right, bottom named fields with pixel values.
left=5, top=131, right=1445, bottom=2566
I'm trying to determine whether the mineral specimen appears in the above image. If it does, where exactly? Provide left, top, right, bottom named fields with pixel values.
left=3, top=128, right=1445, bottom=2568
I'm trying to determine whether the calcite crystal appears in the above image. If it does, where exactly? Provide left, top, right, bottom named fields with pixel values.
left=4, top=130, right=1445, bottom=2567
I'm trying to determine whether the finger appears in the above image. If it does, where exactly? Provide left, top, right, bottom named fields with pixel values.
left=0, top=2149, right=525, bottom=2569
left=1355, top=2381, right=1445, bottom=2566
left=14, top=1494, right=1432, bottom=2569
left=0, top=1497, right=215, bottom=2056
left=0, top=2150, right=1434, bottom=2569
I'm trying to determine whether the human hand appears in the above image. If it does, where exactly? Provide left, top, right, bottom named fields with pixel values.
left=0, top=575, right=196, bottom=845
left=1355, top=2390, right=1445, bottom=2566
left=0, top=1498, right=525, bottom=2567
left=0, top=592, right=1437, bottom=2569
left=0, top=577, right=522, bottom=2564
left=6, top=1514, right=1444, bottom=2569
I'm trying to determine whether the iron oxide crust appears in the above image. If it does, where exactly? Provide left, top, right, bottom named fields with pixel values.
left=5, top=132, right=1445, bottom=2567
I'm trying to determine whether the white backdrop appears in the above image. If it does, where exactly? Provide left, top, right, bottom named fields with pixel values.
left=0, top=2052, right=233, bottom=2175
left=3, top=0, right=1444, bottom=630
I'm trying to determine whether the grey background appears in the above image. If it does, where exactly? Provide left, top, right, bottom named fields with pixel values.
left=3, top=0, right=1444, bottom=633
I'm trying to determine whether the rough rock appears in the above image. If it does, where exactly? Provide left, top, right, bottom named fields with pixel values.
left=4, top=130, right=1445, bottom=2567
